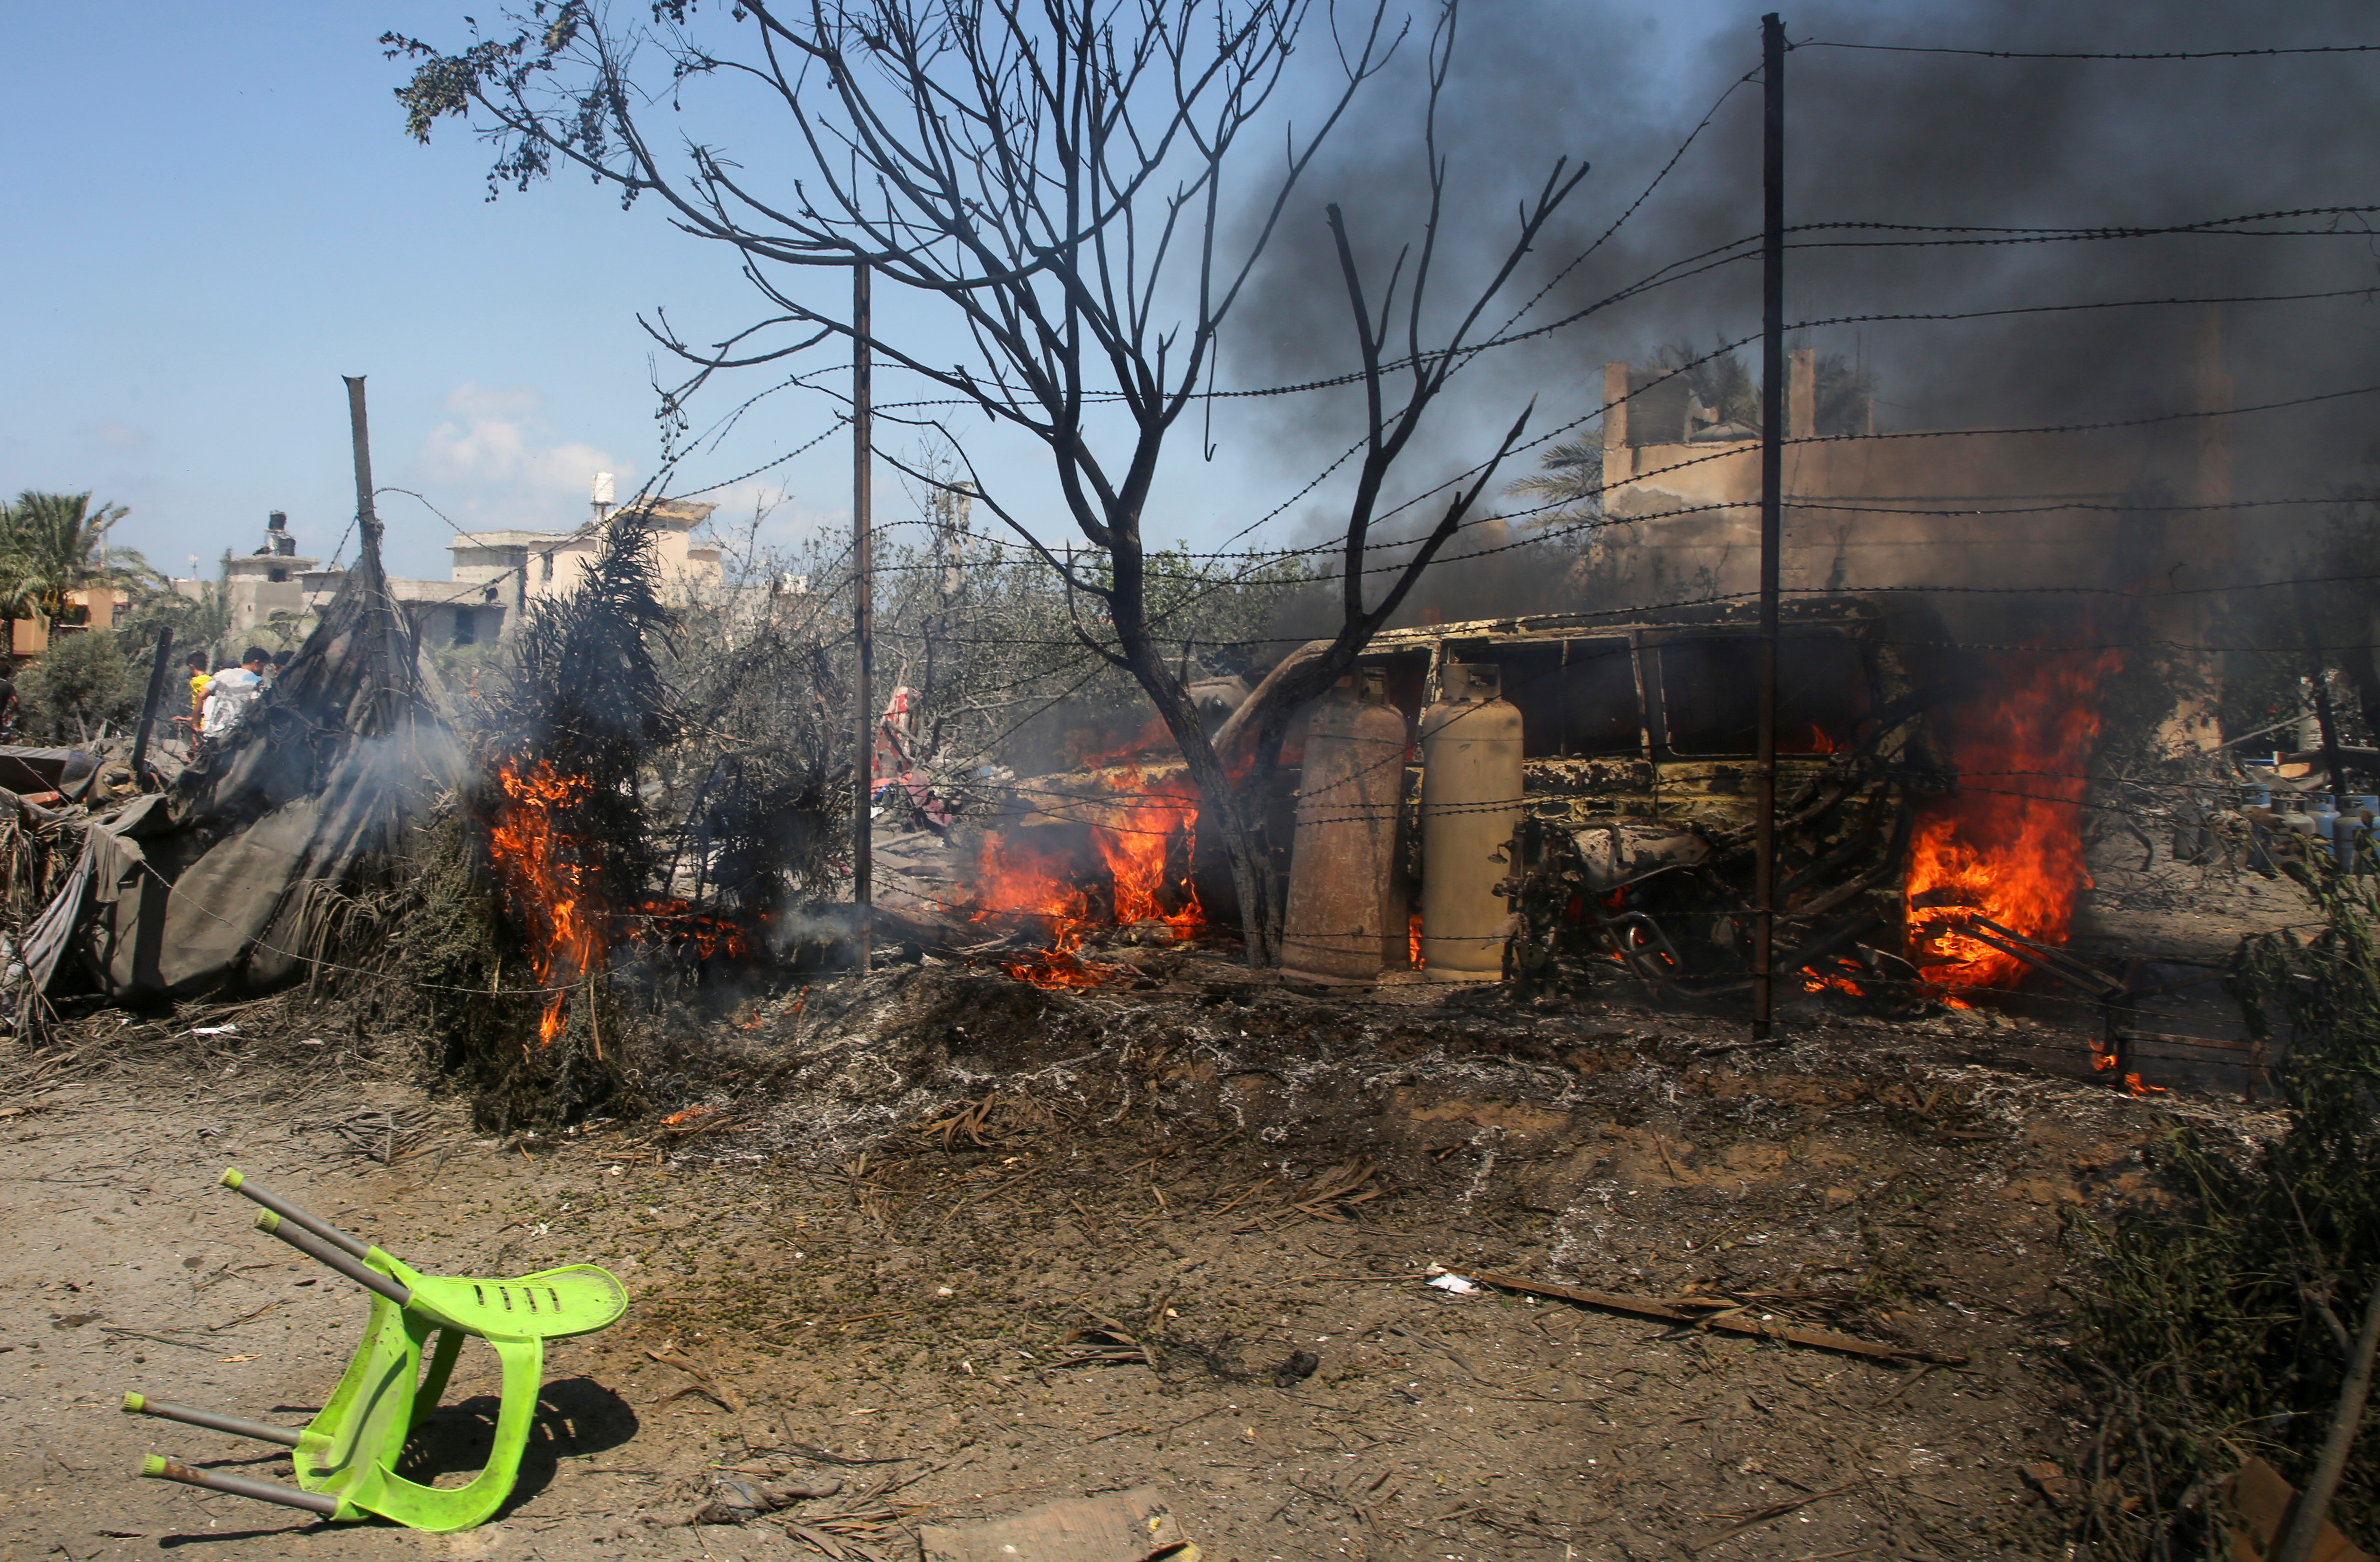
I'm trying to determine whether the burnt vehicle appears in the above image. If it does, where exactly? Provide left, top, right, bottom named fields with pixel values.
left=1329, top=595, right=1944, bottom=997
left=943, top=594, right=1945, bottom=997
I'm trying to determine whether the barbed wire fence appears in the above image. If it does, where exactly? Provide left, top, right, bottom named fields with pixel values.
left=353, top=22, right=2380, bottom=1011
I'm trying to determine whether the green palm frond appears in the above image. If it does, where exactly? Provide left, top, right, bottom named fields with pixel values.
left=0, top=490, right=135, bottom=618
left=1507, top=435, right=1604, bottom=523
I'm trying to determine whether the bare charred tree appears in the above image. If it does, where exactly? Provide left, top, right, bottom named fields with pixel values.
left=386, top=0, right=1585, bottom=963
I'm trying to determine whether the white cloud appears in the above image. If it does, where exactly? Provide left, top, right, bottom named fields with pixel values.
left=540, top=440, right=620, bottom=497
left=443, top=382, right=546, bottom=420
left=415, top=384, right=635, bottom=509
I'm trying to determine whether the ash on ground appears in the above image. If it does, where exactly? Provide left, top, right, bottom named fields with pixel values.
left=0, top=853, right=2279, bottom=1560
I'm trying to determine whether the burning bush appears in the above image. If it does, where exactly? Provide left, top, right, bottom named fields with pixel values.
left=400, top=516, right=681, bottom=1127
left=648, top=561, right=851, bottom=930
left=393, top=506, right=883, bottom=1126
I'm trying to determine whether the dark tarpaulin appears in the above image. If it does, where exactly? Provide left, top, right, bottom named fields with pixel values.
left=54, top=519, right=461, bottom=999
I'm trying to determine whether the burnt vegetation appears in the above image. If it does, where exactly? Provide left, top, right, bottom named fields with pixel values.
left=2066, top=856, right=2380, bottom=1555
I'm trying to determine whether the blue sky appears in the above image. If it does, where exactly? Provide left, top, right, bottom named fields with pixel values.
left=5, top=3, right=2368, bottom=587
left=1, top=4, right=818, bottom=581
left=0, top=2, right=1754, bottom=584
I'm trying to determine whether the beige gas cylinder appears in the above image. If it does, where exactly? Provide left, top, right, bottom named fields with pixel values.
left=1281, top=672, right=1408, bottom=980
left=1418, top=660, right=1524, bottom=982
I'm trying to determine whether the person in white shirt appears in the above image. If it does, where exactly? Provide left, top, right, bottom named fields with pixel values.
left=199, top=647, right=271, bottom=738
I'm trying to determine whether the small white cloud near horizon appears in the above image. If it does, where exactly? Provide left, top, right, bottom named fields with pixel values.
left=415, top=382, right=636, bottom=515
left=443, top=383, right=544, bottom=420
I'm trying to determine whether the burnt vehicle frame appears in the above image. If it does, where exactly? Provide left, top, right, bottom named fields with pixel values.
left=1328, top=595, right=1945, bottom=997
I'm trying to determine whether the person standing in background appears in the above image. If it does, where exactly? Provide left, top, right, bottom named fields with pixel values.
left=176, top=652, right=211, bottom=755
left=185, top=652, right=209, bottom=718
left=199, top=647, right=270, bottom=740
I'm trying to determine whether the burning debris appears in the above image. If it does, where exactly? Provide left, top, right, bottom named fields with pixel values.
left=866, top=582, right=2297, bottom=1074
left=5, top=500, right=458, bottom=1015
left=1905, top=649, right=2123, bottom=1002
left=957, top=750, right=1206, bottom=989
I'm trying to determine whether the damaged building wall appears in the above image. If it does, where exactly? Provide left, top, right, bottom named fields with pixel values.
left=1594, top=328, right=2237, bottom=604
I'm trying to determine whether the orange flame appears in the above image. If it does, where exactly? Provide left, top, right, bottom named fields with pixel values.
left=961, top=757, right=1203, bottom=987
left=635, top=897, right=751, bottom=963
left=488, top=761, right=750, bottom=1044
left=1408, top=910, right=1424, bottom=970
left=965, top=833, right=1113, bottom=988
left=2087, top=1039, right=2167, bottom=1095
left=1800, top=955, right=1866, bottom=996
left=488, top=759, right=606, bottom=1045
left=1905, top=649, right=2121, bottom=996
left=1090, top=756, right=1205, bottom=941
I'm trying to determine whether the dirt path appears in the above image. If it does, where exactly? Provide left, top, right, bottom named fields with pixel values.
left=0, top=970, right=2270, bottom=1562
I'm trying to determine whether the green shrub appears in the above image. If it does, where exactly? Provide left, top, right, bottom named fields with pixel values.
left=19, top=629, right=139, bottom=743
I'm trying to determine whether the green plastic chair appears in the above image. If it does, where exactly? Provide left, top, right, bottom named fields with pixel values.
left=122, top=1167, right=626, bottom=1532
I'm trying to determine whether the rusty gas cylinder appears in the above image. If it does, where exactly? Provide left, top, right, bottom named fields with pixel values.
left=1281, top=671, right=1407, bottom=980
left=1418, top=660, right=1524, bottom=982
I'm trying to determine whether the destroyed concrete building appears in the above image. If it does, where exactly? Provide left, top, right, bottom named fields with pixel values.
left=410, top=496, right=724, bottom=647
left=1593, top=320, right=2238, bottom=607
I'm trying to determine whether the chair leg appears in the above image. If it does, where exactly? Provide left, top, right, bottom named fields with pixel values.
left=218, top=1168, right=376, bottom=1260
left=142, top=1455, right=340, bottom=1517
left=468, top=1338, right=547, bottom=1517
left=412, top=1330, right=465, bottom=1431
left=251, top=1212, right=413, bottom=1308
left=123, top=1392, right=304, bottom=1448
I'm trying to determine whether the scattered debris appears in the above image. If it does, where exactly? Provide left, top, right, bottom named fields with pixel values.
left=644, top=1347, right=741, bottom=1412
left=1056, top=1311, right=1158, bottom=1370
left=2017, top=1461, right=2074, bottom=1508
left=321, top=1107, right=421, bottom=1165
left=689, top=1473, right=845, bottom=1526
left=655, top=1104, right=738, bottom=1140
left=1685, top=1480, right=1867, bottom=1556
left=780, top=1498, right=920, bottom=1561
left=1277, top=1157, right=1381, bottom=1223
left=2226, top=1456, right=2375, bottom=1562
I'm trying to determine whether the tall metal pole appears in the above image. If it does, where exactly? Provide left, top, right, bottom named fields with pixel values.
left=852, top=264, right=875, bottom=975
left=1750, top=14, right=1786, bottom=1041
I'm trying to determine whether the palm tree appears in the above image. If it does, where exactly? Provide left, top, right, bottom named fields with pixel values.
left=1507, top=436, right=1605, bottom=528
left=0, top=491, right=158, bottom=621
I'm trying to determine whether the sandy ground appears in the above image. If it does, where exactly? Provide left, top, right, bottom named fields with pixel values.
left=0, top=911, right=2285, bottom=1562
